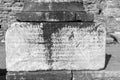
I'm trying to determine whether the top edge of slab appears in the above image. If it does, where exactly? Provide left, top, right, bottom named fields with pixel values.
left=22, top=1, right=84, bottom=12
left=26, top=0, right=83, bottom=2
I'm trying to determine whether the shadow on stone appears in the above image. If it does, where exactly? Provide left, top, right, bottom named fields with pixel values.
left=103, top=54, right=111, bottom=70
left=0, top=69, right=6, bottom=80
left=0, top=69, right=7, bottom=76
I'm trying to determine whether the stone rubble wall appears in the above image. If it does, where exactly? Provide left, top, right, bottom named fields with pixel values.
left=0, top=0, right=24, bottom=40
left=0, top=0, right=120, bottom=36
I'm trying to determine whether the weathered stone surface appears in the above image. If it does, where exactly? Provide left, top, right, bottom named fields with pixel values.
left=16, top=11, right=75, bottom=21
left=103, top=0, right=120, bottom=34
left=0, top=42, right=6, bottom=69
left=73, top=71, right=120, bottom=80
left=106, top=18, right=120, bottom=33
left=51, top=23, right=106, bottom=70
left=6, top=22, right=105, bottom=71
left=76, top=11, right=94, bottom=21
left=23, top=1, right=84, bottom=12
left=6, top=71, right=71, bottom=80
left=103, top=0, right=120, bottom=18
left=5, top=22, right=49, bottom=71
left=16, top=11, right=94, bottom=21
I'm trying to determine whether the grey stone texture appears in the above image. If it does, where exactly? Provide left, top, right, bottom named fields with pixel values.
left=6, top=71, right=71, bottom=80
left=22, top=1, right=84, bottom=11
left=15, top=1, right=94, bottom=22
left=6, top=71, right=120, bottom=80
left=16, top=11, right=94, bottom=21
left=73, top=71, right=120, bottom=80
left=0, top=0, right=118, bottom=32
left=0, top=0, right=119, bottom=31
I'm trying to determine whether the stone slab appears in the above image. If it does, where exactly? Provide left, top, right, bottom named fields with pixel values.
left=16, top=11, right=75, bottom=22
left=16, top=11, right=94, bottom=21
left=5, top=22, right=106, bottom=71
left=23, top=1, right=84, bottom=11
left=73, top=71, right=120, bottom=80
left=6, top=71, right=71, bottom=80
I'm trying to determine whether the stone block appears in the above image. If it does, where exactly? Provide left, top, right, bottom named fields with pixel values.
left=5, top=22, right=106, bottom=71
left=6, top=71, right=71, bottom=80
left=23, top=1, right=84, bottom=12
left=15, top=0, right=95, bottom=22
left=73, top=71, right=120, bottom=80
left=103, top=0, right=120, bottom=17
left=16, top=11, right=94, bottom=21
left=16, top=11, right=75, bottom=21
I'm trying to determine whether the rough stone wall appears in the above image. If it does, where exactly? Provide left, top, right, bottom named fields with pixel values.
left=0, top=0, right=24, bottom=69
left=0, top=0, right=24, bottom=37
left=1, top=0, right=120, bottom=37
left=83, top=0, right=120, bottom=33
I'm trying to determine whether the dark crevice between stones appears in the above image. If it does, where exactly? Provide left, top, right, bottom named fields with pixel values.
left=103, top=54, right=111, bottom=70
left=98, top=9, right=102, bottom=14
left=71, top=70, right=73, bottom=80
left=0, top=69, right=7, bottom=80
left=17, top=20, right=94, bottom=23
left=0, top=69, right=7, bottom=76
